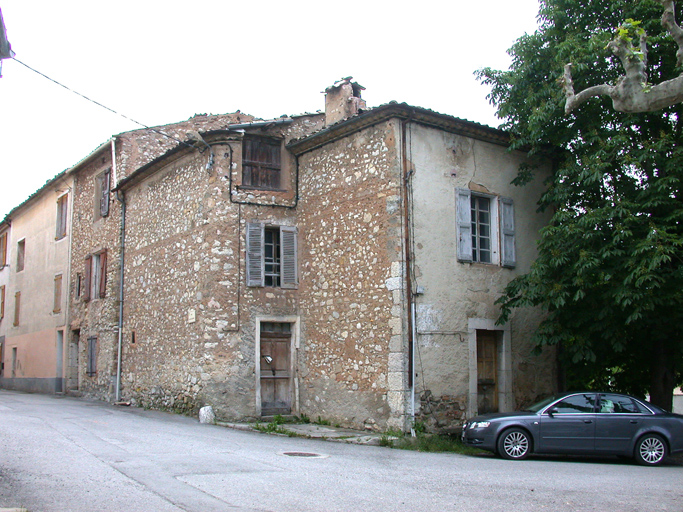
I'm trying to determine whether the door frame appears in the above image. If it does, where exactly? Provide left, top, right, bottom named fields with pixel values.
left=254, top=315, right=300, bottom=416
left=467, top=318, right=513, bottom=418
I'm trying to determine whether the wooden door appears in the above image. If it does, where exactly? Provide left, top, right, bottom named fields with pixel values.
left=477, top=330, right=499, bottom=414
left=260, top=323, right=292, bottom=416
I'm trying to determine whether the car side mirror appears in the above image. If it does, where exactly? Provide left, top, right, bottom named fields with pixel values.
left=547, top=407, right=558, bottom=417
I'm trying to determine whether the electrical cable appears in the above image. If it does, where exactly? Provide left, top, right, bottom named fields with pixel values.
left=12, top=57, right=193, bottom=149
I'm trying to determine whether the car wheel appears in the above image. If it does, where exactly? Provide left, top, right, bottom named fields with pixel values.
left=634, top=434, right=667, bottom=466
left=497, top=428, right=531, bottom=460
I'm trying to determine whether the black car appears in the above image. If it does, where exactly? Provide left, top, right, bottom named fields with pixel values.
left=461, top=392, right=683, bottom=465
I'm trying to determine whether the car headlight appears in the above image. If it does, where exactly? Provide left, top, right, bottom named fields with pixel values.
left=469, top=421, right=491, bottom=429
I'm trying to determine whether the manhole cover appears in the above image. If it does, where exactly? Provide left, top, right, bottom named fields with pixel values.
left=279, top=451, right=329, bottom=458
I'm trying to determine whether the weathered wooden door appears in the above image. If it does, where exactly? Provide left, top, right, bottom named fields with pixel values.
left=477, top=330, right=499, bottom=414
left=260, top=322, right=292, bottom=416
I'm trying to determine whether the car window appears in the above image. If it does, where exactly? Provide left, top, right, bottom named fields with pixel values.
left=632, top=399, right=656, bottom=415
left=549, top=393, right=597, bottom=414
left=598, top=394, right=640, bottom=414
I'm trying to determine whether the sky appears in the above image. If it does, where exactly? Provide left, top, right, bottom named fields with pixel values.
left=0, top=0, right=541, bottom=220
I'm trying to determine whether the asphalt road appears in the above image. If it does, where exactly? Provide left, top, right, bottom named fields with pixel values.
left=0, top=390, right=681, bottom=512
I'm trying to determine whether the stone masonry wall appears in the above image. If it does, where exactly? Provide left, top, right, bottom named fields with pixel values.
left=296, top=119, right=408, bottom=431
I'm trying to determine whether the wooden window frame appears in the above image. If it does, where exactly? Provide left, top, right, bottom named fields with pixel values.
left=0, top=284, right=5, bottom=320
left=242, top=136, right=282, bottom=190
left=246, top=223, right=297, bottom=289
left=55, top=193, right=68, bottom=240
left=455, top=188, right=516, bottom=268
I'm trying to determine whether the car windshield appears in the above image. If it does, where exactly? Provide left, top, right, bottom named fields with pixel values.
left=524, top=395, right=562, bottom=413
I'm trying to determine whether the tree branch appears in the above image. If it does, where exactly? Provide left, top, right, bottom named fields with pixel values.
left=563, top=64, right=613, bottom=114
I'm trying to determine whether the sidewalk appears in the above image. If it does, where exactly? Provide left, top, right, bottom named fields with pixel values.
left=219, top=421, right=391, bottom=446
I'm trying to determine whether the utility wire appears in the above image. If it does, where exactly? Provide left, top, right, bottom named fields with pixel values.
left=12, top=57, right=192, bottom=148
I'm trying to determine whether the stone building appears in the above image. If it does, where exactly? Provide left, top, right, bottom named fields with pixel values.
left=93, top=78, right=556, bottom=431
left=0, top=78, right=556, bottom=432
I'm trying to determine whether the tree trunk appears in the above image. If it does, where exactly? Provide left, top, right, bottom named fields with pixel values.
left=649, top=338, right=676, bottom=411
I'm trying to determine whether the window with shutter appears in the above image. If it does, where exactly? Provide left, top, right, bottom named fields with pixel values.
left=246, top=223, right=297, bottom=289
left=13, top=291, right=20, bottom=326
left=455, top=188, right=515, bottom=268
left=0, top=285, right=5, bottom=320
left=98, top=250, right=107, bottom=298
left=16, top=239, right=25, bottom=272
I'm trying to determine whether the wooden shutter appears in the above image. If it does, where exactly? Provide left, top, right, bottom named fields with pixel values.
left=456, top=188, right=473, bottom=263
left=0, top=232, right=7, bottom=266
left=83, top=254, right=92, bottom=301
left=0, top=285, right=5, bottom=319
left=280, top=226, right=298, bottom=289
left=13, top=291, right=20, bottom=326
left=98, top=250, right=108, bottom=298
left=500, top=197, right=516, bottom=268
left=56, top=194, right=68, bottom=239
left=100, top=169, right=111, bottom=217
left=53, top=274, right=62, bottom=313
left=87, top=337, right=97, bottom=375
left=246, top=222, right=264, bottom=287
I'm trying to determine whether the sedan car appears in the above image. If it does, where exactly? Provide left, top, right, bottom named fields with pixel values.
left=461, top=392, right=683, bottom=465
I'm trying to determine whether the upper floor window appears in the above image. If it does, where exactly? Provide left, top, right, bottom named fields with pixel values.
left=456, top=188, right=515, bottom=268
left=56, top=193, right=68, bottom=240
left=242, top=137, right=282, bottom=190
left=0, top=284, right=5, bottom=320
left=95, top=168, right=111, bottom=219
left=246, top=223, right=297, bottom=288
left=16, top=239, right=25, bottom=272
left=13, top=291, right=20, bottom=326
left=0, top=231, right=7, bottom=267
left=83, top=250, right=107, bottom=301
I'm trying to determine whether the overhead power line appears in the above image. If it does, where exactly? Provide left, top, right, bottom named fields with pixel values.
left=12, top=57, right=191, bottom=147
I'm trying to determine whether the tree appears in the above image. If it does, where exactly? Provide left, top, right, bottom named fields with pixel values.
left=477, top=0, right=683, bottom=410
left=563, top=1, right=683, bottom=113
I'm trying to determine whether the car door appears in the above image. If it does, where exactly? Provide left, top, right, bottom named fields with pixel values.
left=594, top=393, right=645, bottom=454
left=539, top=393, right=598, bottom=453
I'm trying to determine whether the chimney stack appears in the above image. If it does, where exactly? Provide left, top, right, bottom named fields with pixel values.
left=324, top=77, right=366, bottom=127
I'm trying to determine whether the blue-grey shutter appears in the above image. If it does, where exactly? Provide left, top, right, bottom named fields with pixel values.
left=456, top=188, right=473, bottom=262
left=280, top=226, right=298, bottom=289
left=246, top=222, right=264, bottom=287
left=500, top=197, right=516, bottom=268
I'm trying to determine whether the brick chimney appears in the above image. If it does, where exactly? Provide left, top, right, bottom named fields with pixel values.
left=324, top=77, right=366, bottom=127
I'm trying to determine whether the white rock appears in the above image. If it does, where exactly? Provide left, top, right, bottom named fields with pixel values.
left=199, top=406, right=215, bottom=424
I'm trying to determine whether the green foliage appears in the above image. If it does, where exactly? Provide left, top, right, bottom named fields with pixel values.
left=478, top=0, right=683, bottom=407
left=314, top=416, right=331, bottom=426
left=294, top=413, right=311, bottom=424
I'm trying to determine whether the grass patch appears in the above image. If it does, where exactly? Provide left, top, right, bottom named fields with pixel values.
left=379, top=428, right=487, bottom=455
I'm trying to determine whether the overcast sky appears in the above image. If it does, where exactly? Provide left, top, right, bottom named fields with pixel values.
left=0, top=0, right=541, bottom=220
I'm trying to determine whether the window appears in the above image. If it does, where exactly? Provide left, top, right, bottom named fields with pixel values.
left=83, top=250, right=107, bottom=301
left=0, top=231, right=7, bottom=267
left=95, top=168, right=111, bottom=219
left=246, top=223, right=297, bottom=288
left=242, top=137, right=282, bottom=190
left=0, top=285, right=5, bottom=320
left=549, top=393, right=597, bottom=414
left=76, top=273, right=82, bottom=298
left=598, top=394, right=641, bottom=414
left=55, top=193, right=68, bottom=239
left=456, top=188, right=515, bottom=268
left=53, top=274, right=63, bottom=313
left=86, top=336, right=97, bottom=376
left=16, top=239, right=25, bottom=272
left=13, top=291, right=20, bottom=327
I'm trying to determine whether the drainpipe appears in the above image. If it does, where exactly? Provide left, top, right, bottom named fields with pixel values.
left=401, top=120, right=415, bottom=427
left=115, top=188, right=126, bottom=402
